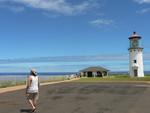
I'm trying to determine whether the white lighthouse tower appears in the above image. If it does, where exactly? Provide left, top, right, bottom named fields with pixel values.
left=128, top=31, right=144, bottom=77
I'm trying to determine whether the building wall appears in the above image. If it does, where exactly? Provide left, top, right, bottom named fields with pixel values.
left=129, top=48, right=144, bottom=77
left=80, top=71, right=108, bottom=77
left=92, top=71, right=97, bottom=77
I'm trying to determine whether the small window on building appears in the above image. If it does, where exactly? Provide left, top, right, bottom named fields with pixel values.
left=134, top=60, right=137, bottom=63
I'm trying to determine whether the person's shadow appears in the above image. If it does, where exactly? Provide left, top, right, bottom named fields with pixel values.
left=20, top=109, right=32, bottom=113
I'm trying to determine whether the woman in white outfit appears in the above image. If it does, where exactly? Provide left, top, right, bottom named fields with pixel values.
left=26, top=69, right=40, bottom=112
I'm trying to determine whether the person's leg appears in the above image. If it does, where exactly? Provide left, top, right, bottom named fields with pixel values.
left=34, top=99, right=37, bottom=107
left=33, top=93, right=39, bottom=108
left=33, top=100, right=37, bottom=112
left=32, top=93, right=39, bottom=112
left=28, top=99, right=36, bottom=110
left=27, top=93, right=36, bottom=110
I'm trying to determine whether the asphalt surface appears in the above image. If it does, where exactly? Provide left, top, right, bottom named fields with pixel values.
left=0, top=82, right=150, bottom=113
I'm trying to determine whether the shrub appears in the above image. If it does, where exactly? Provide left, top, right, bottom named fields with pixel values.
left=0, top=80, right=13, bottom=88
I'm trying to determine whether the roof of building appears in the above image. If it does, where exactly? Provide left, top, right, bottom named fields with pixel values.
left=80, top=66, right=110, bottom=72
left=129, top=31, right=141, bottom=39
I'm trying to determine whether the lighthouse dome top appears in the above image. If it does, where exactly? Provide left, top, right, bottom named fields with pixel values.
left=129, top=31, right=141, bottom=39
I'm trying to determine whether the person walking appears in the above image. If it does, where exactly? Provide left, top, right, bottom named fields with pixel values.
left=26, top=69, right=40, bottom=112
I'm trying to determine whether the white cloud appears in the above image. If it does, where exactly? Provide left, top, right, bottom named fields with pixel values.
left=0, top=5, right=25, bottom=12
left=134, top=0, right=150, bottom=4
left=0, top=0, right=99, bottom=15
left=89, top=19, right=115, bottom=28
left=9, top=6, right=25, bottom=12
left=0, top=53, right=150, bottom=72
left=0, top=54, right=129, bottom=64
left=136, top=8, right=150, bottom=14
left=1, top=52, right=150, bottom=64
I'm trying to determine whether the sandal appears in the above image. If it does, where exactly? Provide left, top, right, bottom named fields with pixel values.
left=31, top=108, right=36, bottom=112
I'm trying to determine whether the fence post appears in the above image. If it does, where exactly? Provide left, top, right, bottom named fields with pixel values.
left=15, top=75, right=16, bottom=85
left=26, top=75, right=29, bottom=85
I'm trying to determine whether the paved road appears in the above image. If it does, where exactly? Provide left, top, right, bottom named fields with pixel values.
left=0, top=82, right=150, bottom=113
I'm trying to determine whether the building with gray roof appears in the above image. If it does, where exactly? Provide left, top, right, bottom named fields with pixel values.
left=80, top=66, right=110, bottom=77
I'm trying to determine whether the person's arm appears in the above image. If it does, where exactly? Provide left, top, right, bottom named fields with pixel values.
left=38, top=77, right=40, bottom=87
left=26, top=77, right=32, bottom=95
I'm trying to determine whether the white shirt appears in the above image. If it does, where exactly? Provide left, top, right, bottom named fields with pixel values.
left=28, top=76, right=39, bottom=93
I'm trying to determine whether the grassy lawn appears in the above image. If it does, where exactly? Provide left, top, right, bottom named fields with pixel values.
left=0, top=76, right=67, bottom=88
left=74, top=74, right=150, bottom=82
left=0, top=80, right=26, bottom=88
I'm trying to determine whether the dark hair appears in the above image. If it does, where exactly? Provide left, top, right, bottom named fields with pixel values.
left=31, top=71, right=37, bottom=76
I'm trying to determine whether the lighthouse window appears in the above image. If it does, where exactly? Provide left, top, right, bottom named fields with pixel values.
left=134, top=60, right=137, bottom=63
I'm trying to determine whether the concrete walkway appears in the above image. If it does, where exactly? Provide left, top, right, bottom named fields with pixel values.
left=0, top=81, right=150, bottom=113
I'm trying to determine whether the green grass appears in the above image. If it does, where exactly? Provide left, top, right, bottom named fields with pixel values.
left=0, top=80, right=26, bottom=88
left=0, top=76, right=67, bottom=88
left=1, top=74, right=150, bottom=88
left=40, top=76, right=66, bottom=83
left=74, top=74, right=150, bottom=82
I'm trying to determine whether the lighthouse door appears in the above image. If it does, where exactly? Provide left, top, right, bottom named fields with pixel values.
left=134, top=69, right=138, bottom=77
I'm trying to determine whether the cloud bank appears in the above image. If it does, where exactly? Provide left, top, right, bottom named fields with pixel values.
left=0, top=53, right=150, bottom=64
left=0, top=5, right=25, bottom=12
left=134, top=0, right=150, bottom=4
left=0, top=54, right=129, bottom=64
left=136, top=8, right=150, bottom=14
left=0, top=0, right=99, bottom=15
left=0, top=53, right=150, bottom=72
left=89, top=19, right=115, bottom=28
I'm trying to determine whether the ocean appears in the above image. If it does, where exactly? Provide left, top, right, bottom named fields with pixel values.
left=0, top=71, right=150, bottom=82
left=0, top=72, right=77, bottom=82
left=0, top=71, right=150, bottom=76
left=0, top=72, right=77, bottom=76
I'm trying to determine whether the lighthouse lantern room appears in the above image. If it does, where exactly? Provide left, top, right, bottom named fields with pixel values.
left=128, top=31, right=144, bottom=77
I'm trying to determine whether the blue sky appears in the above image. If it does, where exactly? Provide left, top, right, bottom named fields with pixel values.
left=0, top=0, right=150, bottom=72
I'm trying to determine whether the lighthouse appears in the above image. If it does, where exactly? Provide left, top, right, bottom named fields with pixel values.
left=128, top=31, right=144, bottom=77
